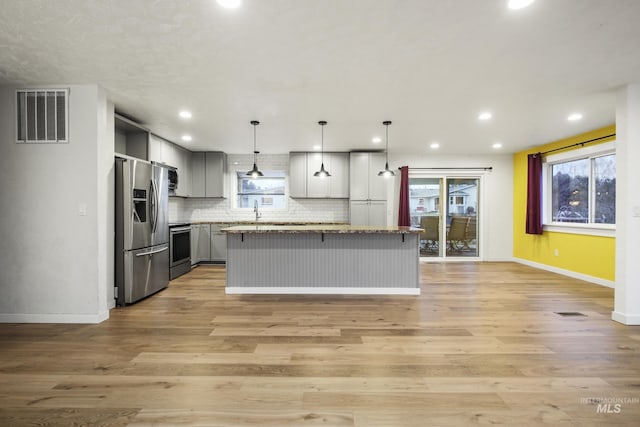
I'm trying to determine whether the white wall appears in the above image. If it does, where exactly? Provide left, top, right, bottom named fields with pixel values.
left=0, top=84, right=112, bottom=323
left=389, top=152, right=514, bottom=262
left=98, top=96, right=116, bottom=311
left=613, top=84, right=640, bottom=325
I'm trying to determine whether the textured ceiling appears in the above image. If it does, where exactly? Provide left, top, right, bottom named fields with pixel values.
left=1, top=0, right=639, bottom=155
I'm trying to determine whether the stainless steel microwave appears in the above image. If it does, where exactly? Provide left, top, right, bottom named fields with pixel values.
left=167, top=167, right=178, bottom=195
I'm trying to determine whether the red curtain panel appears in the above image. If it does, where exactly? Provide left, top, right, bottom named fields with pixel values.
left=398, top=166, right=411, bottom=226
left=526, top=153, right=543, bottom=235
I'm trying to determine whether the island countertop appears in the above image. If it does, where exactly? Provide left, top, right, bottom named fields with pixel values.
left=221, top=225, right=423, bottom=234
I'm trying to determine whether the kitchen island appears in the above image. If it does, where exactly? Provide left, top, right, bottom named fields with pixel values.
left=223, top=225, right=422, bottom=295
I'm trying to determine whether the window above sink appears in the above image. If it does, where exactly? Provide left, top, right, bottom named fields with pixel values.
left=236, top=170, right=286, bottom=209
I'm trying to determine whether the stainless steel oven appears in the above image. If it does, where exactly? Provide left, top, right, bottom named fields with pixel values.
left=169, top=223, right=191, bottom=280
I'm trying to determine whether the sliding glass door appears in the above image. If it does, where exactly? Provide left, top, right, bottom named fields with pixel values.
left=409, top=174, right=480, bottom=259
left=410, top=178, right=443, bottom=257
left=445, top=178, right=479, bottom=257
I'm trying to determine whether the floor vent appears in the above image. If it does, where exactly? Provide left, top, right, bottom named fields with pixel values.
left=555, top=312, right=586, bottom=317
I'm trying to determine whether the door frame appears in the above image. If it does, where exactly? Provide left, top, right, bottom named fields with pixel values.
left=409, top=169, right=488, bottom=262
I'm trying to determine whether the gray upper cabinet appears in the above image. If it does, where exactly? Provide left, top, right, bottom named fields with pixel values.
left=349, top=153, right=369, bottom=200
left=115, top=114, right=149, bottom=160
left=289, top=152, right=349, bottom=198
left=349, top=152, right=387, bottom=200
left=191, top=151, right=205, bottom=197
left=289, top=152, right=307, bottom=198
left=191, top=152, right=227, bottom=198
left=148, top=134, right=192, bottom=197
left=306, top=152, right=330, bottom=197
left=330, top=152, right=350, bottom=198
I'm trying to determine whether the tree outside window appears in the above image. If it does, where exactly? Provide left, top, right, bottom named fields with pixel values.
left=236, top=171, right=286, bottom=209
left=550, top=153, right=615, bottom=225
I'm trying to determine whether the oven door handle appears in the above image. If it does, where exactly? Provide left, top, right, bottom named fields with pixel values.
left=170, top=227, right=191, bottom=233
left=135, top=246, right=169, bottom=257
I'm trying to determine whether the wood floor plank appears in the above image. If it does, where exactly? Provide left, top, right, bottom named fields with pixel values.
left=1, top=262, right=639, bottom=425
left=131, top=352, right=292, bottom=365
left=237, top=377, right=430, bottom=393
left=423, top=377, right=613, bottom=392
left=302, top=391, right=508, bottom=410
left=129, top=409, right=355, bottom=426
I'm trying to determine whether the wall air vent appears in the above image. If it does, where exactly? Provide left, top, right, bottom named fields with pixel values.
left=16, top=89, right=69, bottom=143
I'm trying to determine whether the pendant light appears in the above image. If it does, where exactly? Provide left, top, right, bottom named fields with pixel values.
left=246, top=120, right=263, bottom=178
left=313, top=120, right=331, bottom=178
left=378, top=120, right=395, bottom=177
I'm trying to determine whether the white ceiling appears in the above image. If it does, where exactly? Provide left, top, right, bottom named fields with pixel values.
left=1, top=0, right=639, bottom=155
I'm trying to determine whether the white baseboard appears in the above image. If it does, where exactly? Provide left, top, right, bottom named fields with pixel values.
left=612, top=311, right=640, bottom=325
left=226, top=287, right=421, bottom=295
left=0, top=310, right=110, bottom=324
left=420, top=257, right=514, bottom=263
left=513, top=257, right=614, bottom=288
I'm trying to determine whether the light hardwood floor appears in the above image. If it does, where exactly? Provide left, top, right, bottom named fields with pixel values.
left=1, top=262, right=640, bottom=426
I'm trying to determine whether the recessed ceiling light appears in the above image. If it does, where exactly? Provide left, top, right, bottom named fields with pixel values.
left=478, top=112, right=492, bottom=121
left=313, top=145, right=321, bottom=150
left=181, top=135, right=192, bottom=142
left=179, top=111, right=192, bottom=119
left=372, top=136, right=382, bottom=144
left=233, top=161, right=239, bottom=165
left=217, top=0, right=241, bottom=9
left=567, top=113, right=583, bottom=121
left=430, top=143, right=440, bottom=149
left=492, top=142, right=503, bottom=149
left=507, top=0, right=535, bottom=10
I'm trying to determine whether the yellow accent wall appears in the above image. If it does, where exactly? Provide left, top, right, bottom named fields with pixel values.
left=513, top=125, right=616, bottom=281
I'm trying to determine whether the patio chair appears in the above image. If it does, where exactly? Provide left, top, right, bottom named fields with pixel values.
left=419, top=216, right=439, bottom=254
left=447, top=216, right=470, bottom=252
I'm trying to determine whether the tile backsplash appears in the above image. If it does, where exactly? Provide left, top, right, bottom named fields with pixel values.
left=170, top=197, right=349, bottom=223
left=168, top=153, right=350, bottom=223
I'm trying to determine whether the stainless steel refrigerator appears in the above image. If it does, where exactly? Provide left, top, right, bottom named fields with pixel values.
left=115, top=156, right=170, bottom=305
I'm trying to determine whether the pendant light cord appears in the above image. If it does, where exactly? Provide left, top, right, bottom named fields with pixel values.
left=385, top=123, right=389, bottom=163
left=321, top=123, right=324, bottom=164
left=251, top=120, right=260, bottom=163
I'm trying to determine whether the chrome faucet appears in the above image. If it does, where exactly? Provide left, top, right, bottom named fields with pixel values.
left=254, top=200, right=261, bottom=221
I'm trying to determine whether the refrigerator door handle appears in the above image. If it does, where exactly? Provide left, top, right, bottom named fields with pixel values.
left=135, top=246, right=168, bottom=257
left=153, top=178, right=159, bottom=234
left=149, top=179, right=157, bottom=233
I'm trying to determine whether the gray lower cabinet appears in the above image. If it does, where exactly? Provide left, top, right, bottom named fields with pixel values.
left=350, top=200, right=386, bottom=226
left=210, top=224, right=228, bottom=262
left=190, top=224, right=211, bottom=265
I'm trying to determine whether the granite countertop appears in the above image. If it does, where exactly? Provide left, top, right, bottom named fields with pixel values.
left=190, top=221, right=349, bottom=225
left=222, top=225, right=423, bottom=234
